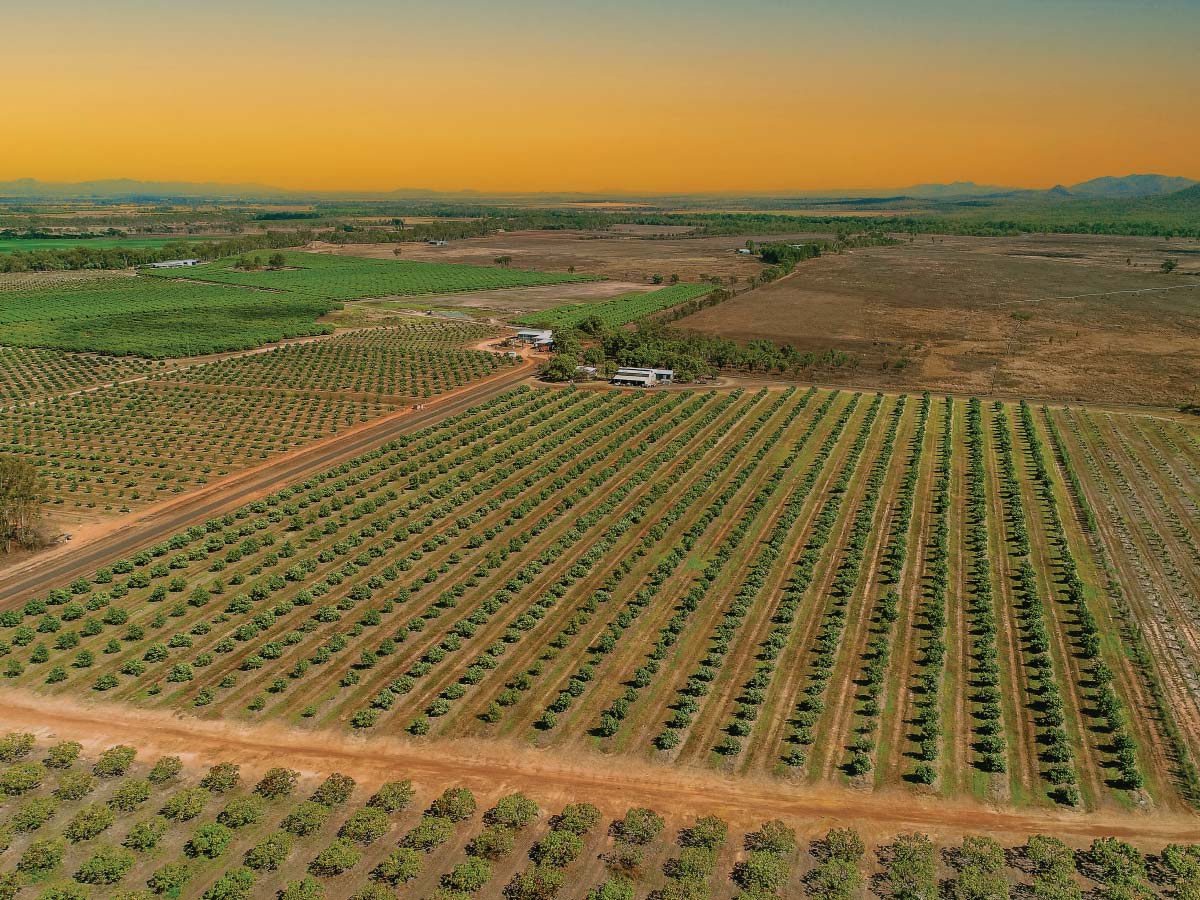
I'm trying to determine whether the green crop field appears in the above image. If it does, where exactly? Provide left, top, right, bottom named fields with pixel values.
left=165, top=323, right=511, bottom=401
left=0, top=321, right=511, bottom=513
left=6, top=385, right=1197, bottom=816
left=0, top=347, right=161, bottom=404
left=0, top=254, right=586, bottom=358
left=146, top=252, right=593, bottom=301
left=3, top=734, right=1186, bottom=900
left=0, top=274, right=336, bottom=358
left=515, top=283, right=713, bottom=330
left=0, top=382, right=389, bottom=512
left=0, top=237, right=180, bottom=254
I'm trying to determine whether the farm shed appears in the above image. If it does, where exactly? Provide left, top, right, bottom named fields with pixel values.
left=148, top=258, right=200, bottom=268
left=611, top=367, right=674, bottom=387
left=515, top=328, right=554, bottom=345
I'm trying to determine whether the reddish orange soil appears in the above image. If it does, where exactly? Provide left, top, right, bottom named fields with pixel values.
left=1, top=688, right=1196, bottom=847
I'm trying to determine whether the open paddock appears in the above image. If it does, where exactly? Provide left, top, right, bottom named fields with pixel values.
left=677, top=235, right=1200, bottom=406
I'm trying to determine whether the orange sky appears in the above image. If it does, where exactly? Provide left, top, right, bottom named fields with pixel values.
left=7, top=1, right=1198, bottom=192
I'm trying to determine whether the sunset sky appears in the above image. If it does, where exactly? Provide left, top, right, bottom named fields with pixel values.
left=8, top=0, right=1198, bottom=193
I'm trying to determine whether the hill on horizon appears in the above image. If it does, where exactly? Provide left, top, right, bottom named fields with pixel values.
left=1067, top=173, right=1196, bottom=198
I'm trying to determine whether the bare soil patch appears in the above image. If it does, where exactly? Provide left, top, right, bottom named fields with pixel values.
left=678, top=235, right=1200, bottom=406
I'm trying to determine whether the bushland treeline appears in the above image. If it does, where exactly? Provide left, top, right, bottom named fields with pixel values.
left=544, top=322, right=857, bottom=382
left=6, top=203, right=1196, bottom=273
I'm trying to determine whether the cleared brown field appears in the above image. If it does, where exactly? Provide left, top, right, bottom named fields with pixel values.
left=678, top=235, right=1200, bottom=406
left=306, top=229, right=831, bottom=283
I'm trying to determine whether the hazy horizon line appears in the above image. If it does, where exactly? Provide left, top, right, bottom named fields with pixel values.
left=2, top=173, right=1196, bottom=200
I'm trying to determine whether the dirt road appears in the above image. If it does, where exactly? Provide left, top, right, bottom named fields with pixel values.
left=0, top=363, right=534, bottom=605
left=0, top=688, right=1195, bottom=847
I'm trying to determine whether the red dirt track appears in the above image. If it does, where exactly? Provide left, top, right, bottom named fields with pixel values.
left=0, top=689, right=1196, bottom=847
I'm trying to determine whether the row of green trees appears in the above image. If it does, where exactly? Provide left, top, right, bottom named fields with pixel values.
left=582, top=391, right=812, bottom=745
left=541, top=323, right=858, bottom=384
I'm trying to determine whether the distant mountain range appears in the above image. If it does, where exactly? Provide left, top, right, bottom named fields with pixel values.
left=0, top=174, right=1195, bottom=204
left=897, top=174, right=1197, bottom=201
left=1064, top=174, right=1196, bottom=198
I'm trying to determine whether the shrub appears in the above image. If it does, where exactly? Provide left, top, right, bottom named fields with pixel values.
left=75, top=844, right=136, bottom=884
left=53, top=772, right=94, bottom=801
left=278, top=878, right=326, bottom=900
left=147, top=755, right=183, bottom=784
left=368, top=780, right=415, bottom=813
left=147, top=863, right=191, bottom=896
left=339, top=807, right=391, bottom=845
left=553, top=803, right=601, bottom=836
left=161, top=787, right=208, bottom=821
left=402, top=815, right=455, bottom=852
left=371, top=847, right=423, bottom=885
left=65, top=803, right=115, bottom=842
left=504, top=865, right=565, bottom=900
left=0, top=731, right=34, bottom=762
left=309, top=839, right=361, bottom=876
left=44, top=742, right=82, bottom=769
left=310, top=772, right=356, bottom=806
left=616, top=807, right=663, bottom=846
left=13, top=797, right=59, bottom=832
left=18, top=838, right=65, bottom=874
left=430, top=787, right=477, bottom=822
left=200, top=866, right=255, bottom=900
left=201, top=762, right=241, bottom=793
left=255, top=767, right=300, bottom=799
left=487, top=792, right=539, bottom=830
left=244, top=831, right=295, bottom=871
left=1, top=761, right=44, bottom=795
left=282, top=801, right=332, bottom=836
left=185, top=823, right=233, bottom=859
left=444, top=856, right=492, bottom=893
left=745, top=819, right=796, bottom=855
left=108, top=779, right=152, bottom=811
left=532, top=830, right=584, bottom=867
left=93, top=745, right=136, bottom=777
left=468, top=825, right=516, bottom=860
left=218, top=795, right=267, bottom=828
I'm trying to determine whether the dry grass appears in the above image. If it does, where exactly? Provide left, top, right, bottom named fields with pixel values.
left=678, top=234, right=1200, bottom=406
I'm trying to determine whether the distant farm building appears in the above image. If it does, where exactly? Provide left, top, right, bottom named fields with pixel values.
left=148, top=258, right=200, bottom=269
left=515, top=328, right=554, bottom=347
left=611, top=367, right=674, bottom=387
left=574, top=365, right=599, bottom=379
left=426, top=239, right=449, bottom=246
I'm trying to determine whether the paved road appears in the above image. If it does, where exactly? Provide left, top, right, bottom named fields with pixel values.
left=0, top=366, right=533, bottom=605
